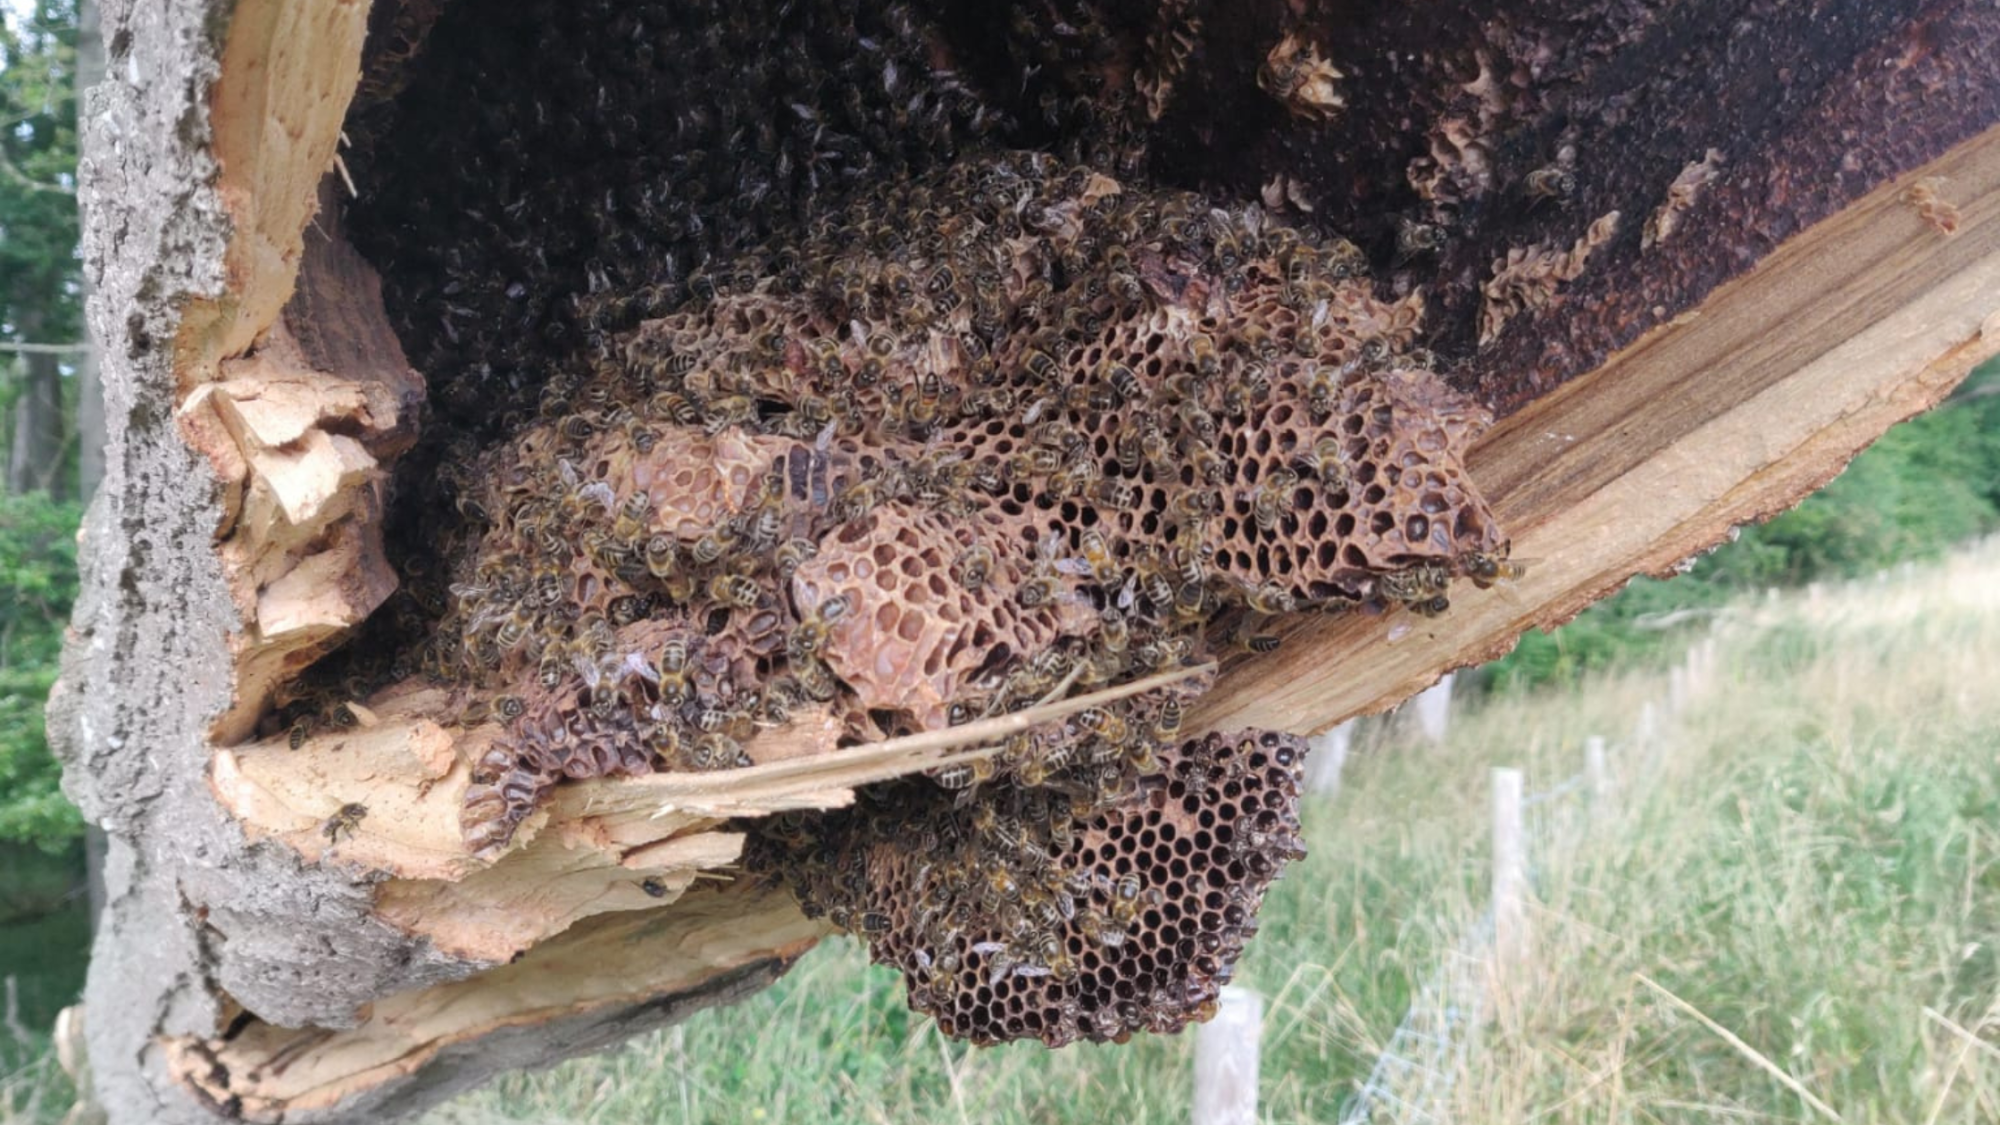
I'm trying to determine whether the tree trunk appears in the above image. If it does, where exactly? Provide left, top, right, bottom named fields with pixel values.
left=48, top=1, right=2000, bottom=1123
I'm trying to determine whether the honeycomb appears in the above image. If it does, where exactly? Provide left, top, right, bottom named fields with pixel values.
left=314, top=138, right=1508, bottom=1044
left=754, top=729, right=1305, bottom=1046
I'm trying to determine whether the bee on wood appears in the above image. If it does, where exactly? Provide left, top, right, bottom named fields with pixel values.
left=322, top=802, right=368, bottom=844
left=1376, top=556, right=1456, bottom=604
left=1246, top=581, right=1299, bottom=616
left=688, top=732, right=751, bottom=770
left=1462, top=551, right=1531, bottom=589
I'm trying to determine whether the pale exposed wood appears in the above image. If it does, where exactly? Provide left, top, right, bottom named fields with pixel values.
left=210, top=663, right=1214, bottom=963
left=165, top=883, right=826, bottom=1119
left=183, top=0, right=369, bottom=370
left=1190, top=123, right=2000, bottom=739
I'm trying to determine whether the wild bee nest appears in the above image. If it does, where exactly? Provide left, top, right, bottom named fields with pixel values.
left=401, top=149, right=1501, bottom=1044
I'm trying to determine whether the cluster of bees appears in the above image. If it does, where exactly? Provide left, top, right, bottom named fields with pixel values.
left=318, top=0, right=1509, bottom=1048
left=376, top=150, right=1503, bottom=1040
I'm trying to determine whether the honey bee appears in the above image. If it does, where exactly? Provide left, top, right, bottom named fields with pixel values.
left=1247, top=581, right=1299, bottom=615
left=643, top=722, right=683, bottom=761
left=644, top=534, right=679, bottom=579
left=657, top=639, right=692, bottom=705
left=775, top=537, right=818, bottom=579
left=612, top=491, right=653, bottom=541
left=1094, top=479, right=1142, bottom=511
left=1236, top=324, right=1281, bottom=363
left=322, top=802, right=368, bottom=843
left=788, top=594, right=851, bottom=660
left=901, top=373, right=946, bottom=440
left=1107, top=873, right=1145, bottom=925
left=1462, top=551, right=1531, bottom=589
left=1185, top=332, right=1221, bottom=379
left=807, top=337, right=844, bottom=380
left=1294, top=435, right=1350, bottom=491
left=648, top=391, right=701, bottom=425
left=688, top=732, right=751, bottom=770
left=1187, top=442, right=1228, bottom=486
left=1098, top=607, right=1131, bottom=653
left=1169, top=488, right=1219, bottom=522
left=1524, top=165, right=1576, bottom=204
left=1395, top=217, right=1447, bottom=262
left=286, top=716, right=315, bottom=750
left=493, top=695, right=526, bottom=721
left=1077, top=910, right=1128, bottom=949
left=708, top=573, right=761, bottom=609
left=1016, top=574, right=1061, bottom=609
left=1076, top=707, right=1129, bottom=744
left=1152, top=695, right=1184, bottom=744
left=1078, top=530, right=1121, bottom=586
left=1377, top=562, right=1452, bottom=606
left=689, top=521, right=740, bottom=566
left=934, top=754, right=996, bottom=793
left=1247, top=467, right=1300, bottom=533
left=952, top=543, right=995, bottom=591
left=791, top=654, right=840, bottom=701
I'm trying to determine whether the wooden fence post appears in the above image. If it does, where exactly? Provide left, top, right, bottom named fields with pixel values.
left=1194, top=985, right=1262, bottom=1125
left=1583, top=736, right=1610, bottom=811
left=1411, top=672, right=1454, bottom=744
left=1305, top=720, right=1353, bottom=798
left=1490, top=768, right=1526, bottom=967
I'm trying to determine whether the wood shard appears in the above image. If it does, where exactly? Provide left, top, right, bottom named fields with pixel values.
left=1906, top=176, right=1963, bottom=237
left=1259, top=33, right=1345, bottom=122
left=1642, top=149, right=1727, bottom=250
left=1480, top=212, right=1621, bottom=347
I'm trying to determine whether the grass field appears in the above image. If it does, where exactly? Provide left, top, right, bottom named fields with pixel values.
left=7, top=540, right=1998, bottom=1125
left=411, top=537, right=2000, bottom=1125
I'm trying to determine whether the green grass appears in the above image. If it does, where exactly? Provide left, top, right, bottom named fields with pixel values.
left=416, top=538, right=2000, bottom=1125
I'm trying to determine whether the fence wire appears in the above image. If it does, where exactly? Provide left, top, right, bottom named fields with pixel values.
left=1334, top=762, right=1596, bottom=1124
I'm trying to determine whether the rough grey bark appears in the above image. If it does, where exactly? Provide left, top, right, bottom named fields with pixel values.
left=74, top=0, right=106, bottom=502
left=48, top=2, right=459, bottom=1122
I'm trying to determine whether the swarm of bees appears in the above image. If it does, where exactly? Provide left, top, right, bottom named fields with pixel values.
left=320, top=0, right=1512, bottom=1051
left=353, top=150, right=1506, bottom=1043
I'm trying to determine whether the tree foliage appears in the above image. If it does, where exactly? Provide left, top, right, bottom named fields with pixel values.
left=0, top=492, right=84, bottom=847
left=0, top=0, right=81, bottom=343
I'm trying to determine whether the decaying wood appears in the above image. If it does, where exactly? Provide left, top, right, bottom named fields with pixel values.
left=48, top=0, right=2000, bottom=1122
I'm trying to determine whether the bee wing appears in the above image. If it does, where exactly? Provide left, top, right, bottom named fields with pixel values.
left=1051, top=557, right=1093, bottom=577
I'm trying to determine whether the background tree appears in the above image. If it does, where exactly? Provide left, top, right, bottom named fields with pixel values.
left=1, top=0, right=82, bottom=500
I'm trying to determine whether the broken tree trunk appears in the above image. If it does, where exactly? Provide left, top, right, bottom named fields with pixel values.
left=48, top=0, right=2000, bottom=1122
